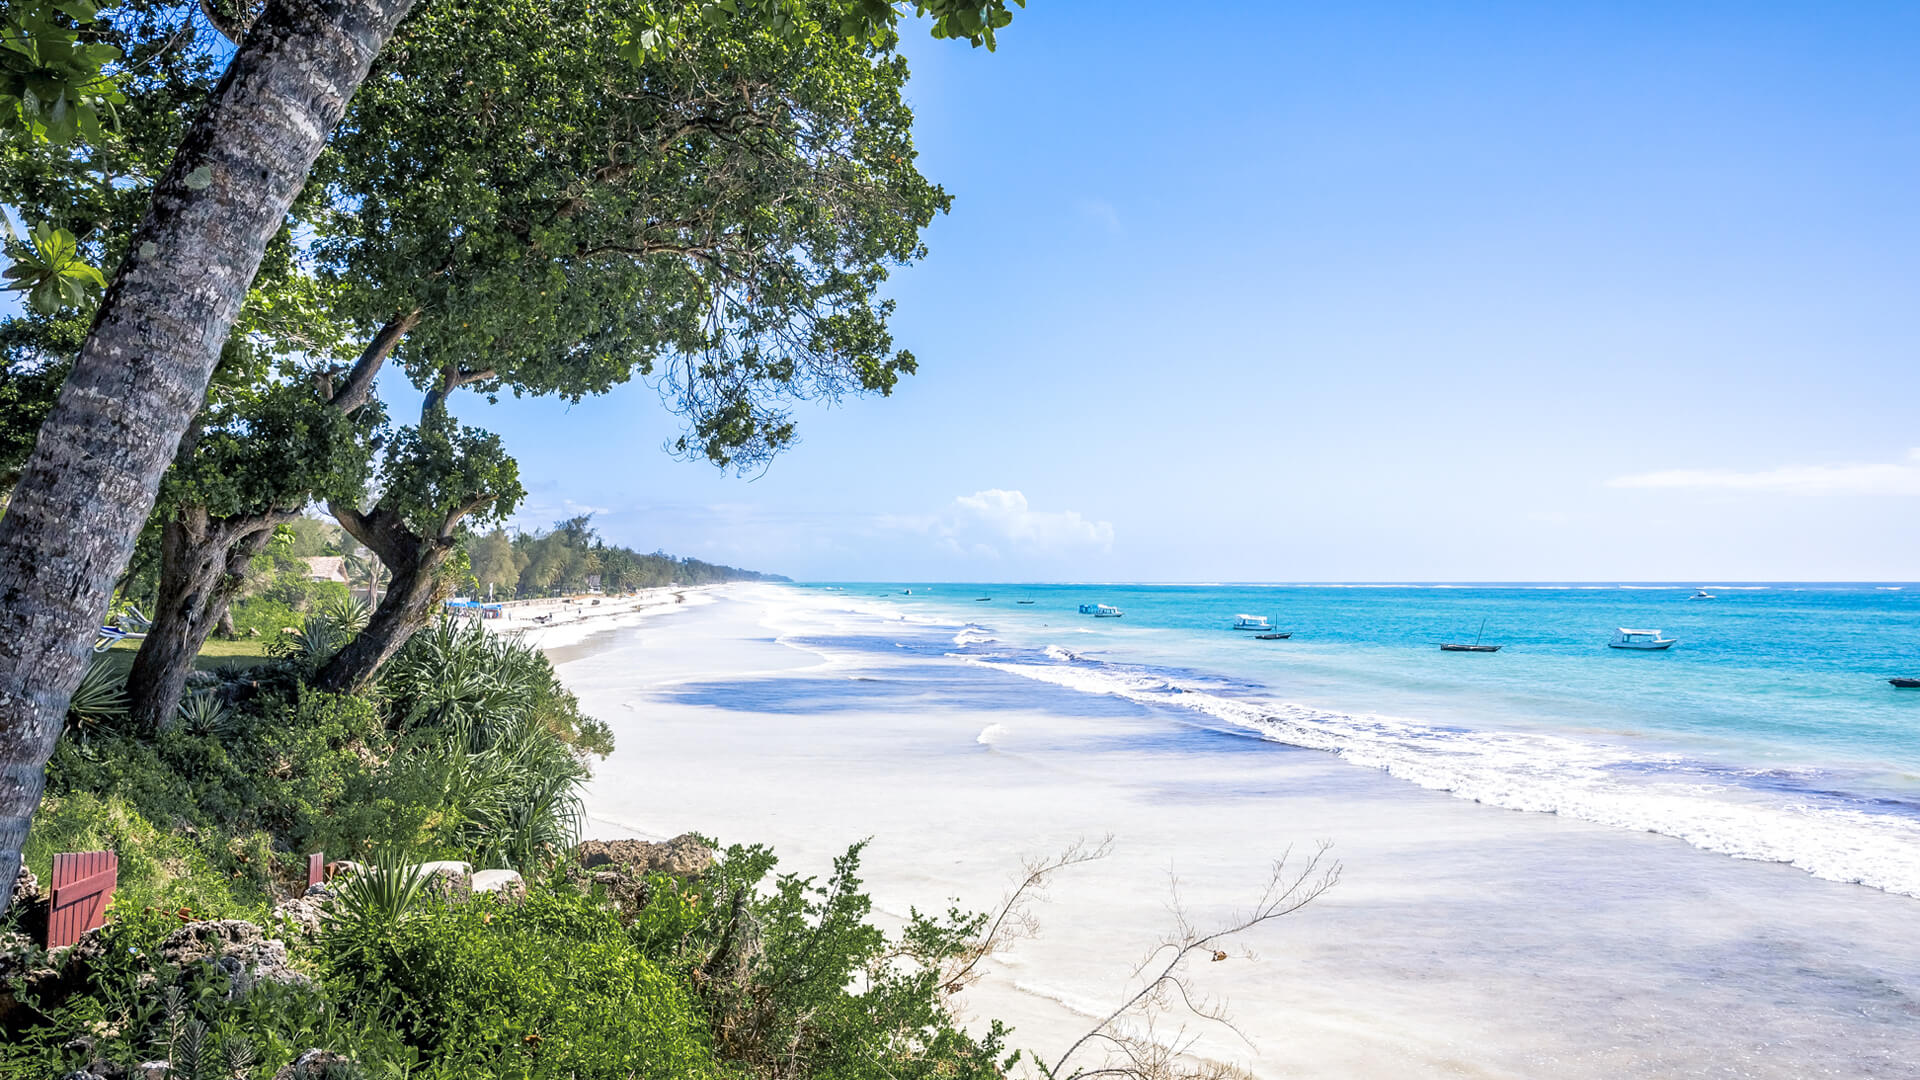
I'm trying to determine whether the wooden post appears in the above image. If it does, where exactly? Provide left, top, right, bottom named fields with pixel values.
left=307, top=851, right=325, bottom=889
left=47, top=851, right=117, bottom=948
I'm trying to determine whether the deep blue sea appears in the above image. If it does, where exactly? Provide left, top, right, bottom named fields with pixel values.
left=801, top=582, right=1920, bottom=897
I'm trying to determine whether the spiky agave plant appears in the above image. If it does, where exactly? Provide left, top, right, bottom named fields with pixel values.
left=175, top=689, right=235, bottom=737
left=444, top=715, right=586, bottom=871
left=269, top=609, right=355, bottom=673
left=324, top=853, right=434, bottom=971
left=66, top=655, right=130, bottom=740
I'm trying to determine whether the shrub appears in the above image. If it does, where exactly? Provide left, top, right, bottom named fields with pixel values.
left=683, top=843, right=1010, bottom=1080
left=0, top=908, right=413, bottom=1079
left=327, top=886, right=719, bottom=1080
left=227, top=596, right=303, bottom=642
left=19, top=792, right=270, bottom=920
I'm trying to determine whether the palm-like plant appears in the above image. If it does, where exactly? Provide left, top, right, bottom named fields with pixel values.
left=269, top=605, right=361, bottom=673
left=175, top=689, right=236, bottom=737
left=385, top=619, right=589, bottom=869
left=66, top=655, right=129, bottom=740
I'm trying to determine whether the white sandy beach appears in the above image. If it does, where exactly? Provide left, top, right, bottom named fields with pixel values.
left=558, top=584, right=1920, bottom=1079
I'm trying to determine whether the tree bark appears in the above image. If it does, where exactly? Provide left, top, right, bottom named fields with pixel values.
left=125, top=513, right=287, bottom=730
left=314, top=503, right=457, bottom=693
left=124, top=315, right=414, bottom=729
left=0, top=0, right=417, bottom=915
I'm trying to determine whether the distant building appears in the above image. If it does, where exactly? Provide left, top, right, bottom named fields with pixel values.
left=304, top=556, right=350, bottom=584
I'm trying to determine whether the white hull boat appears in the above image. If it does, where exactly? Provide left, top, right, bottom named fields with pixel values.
left=1610, top=628, right=1678, bottom=650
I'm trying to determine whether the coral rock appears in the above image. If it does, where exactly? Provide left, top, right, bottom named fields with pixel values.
left=273, top=1049, right=357, bottom=1080
left=157, top=920, right=309, bottom=998
left=575, top=834, right=713, bottom=877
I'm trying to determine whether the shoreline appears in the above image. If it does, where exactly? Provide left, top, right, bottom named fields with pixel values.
left=553, top=584, right=1920, bottom=1078
left=480, top=584, right=726, bottom=659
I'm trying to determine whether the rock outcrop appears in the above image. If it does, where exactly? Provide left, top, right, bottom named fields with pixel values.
left=575, top=833, right=714, bottom=877
left=157, top=920, right=309, bottom=999
left=568, top=834, right=714, bottom=916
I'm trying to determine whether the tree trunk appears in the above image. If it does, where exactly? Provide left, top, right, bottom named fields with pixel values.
left=314, top=504, right=455, bottom=693
left=0, top=0, right=417, bottom=915
left=125, top=514, right=285, bottom=730
left=125, top=317, right=414, bottom=731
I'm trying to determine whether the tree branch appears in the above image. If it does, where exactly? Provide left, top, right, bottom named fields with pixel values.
left=329, top=309, right=420, bottom=413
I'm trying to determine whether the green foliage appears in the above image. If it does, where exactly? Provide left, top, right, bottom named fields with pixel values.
left=226, top=595, right=303, bottom=641
left=316, top=0, right=951, bottom=471
left=267, top=607, right=357, bottom=675
left=20, top=791, right=269, bottom=918
left=387, top=617, right=610, bottom=759
left=0, top=907, right=415, bottom=1079
left=65, top=653, right=129, bottom=739
left=165, top=375, right=385, bottom=526
left=174, top=689, right=234, bottom=738
left=383, top=620, right=603, bottom=866
left=376, top=411, right=523, bottom=538
left=504, top=516, right=783, bottom=598
left=327, top=886, right=720, bottom=1080
left=624, top=0, right=1026, bottom=64
left=677, top=842, right=1010, bottom=1078
left=0, top=0, right=125, bottom=145
left=1, top=218, right=106, bottom=313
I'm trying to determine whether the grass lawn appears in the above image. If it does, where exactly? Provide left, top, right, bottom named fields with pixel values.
left=99, top=637, right=273, bottom=674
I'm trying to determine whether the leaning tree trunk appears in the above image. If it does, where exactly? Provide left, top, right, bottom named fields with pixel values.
left=0, top=0, right=418, bottom=914
left=125, top=512, right=287, bottom=730
left=125, top=318, right=415, bottom=730
left=314, top=503, right=461, bottom=693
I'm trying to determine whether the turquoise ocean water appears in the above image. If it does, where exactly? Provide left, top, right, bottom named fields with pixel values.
left=801, top=582, right=1920, bottom=897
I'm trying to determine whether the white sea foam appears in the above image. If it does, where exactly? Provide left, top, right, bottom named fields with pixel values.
left=976, top=723, right=1009, bottom=747
left=969, top=655, right=1920, bottom=899
left=1043, top=644, right=1079, bottom=662
left=953, top=625, right=999, bottom=646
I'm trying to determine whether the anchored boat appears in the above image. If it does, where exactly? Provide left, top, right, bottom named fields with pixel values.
left=1610, top=628, right=1678, bottom=650
left=1254, top=632, right=1292, bottom=640
left=1442, top=618, right=1501, bottom=652
left=1233, top=614, right=1272, bottom=631
left=1078, top=603, right=1124, bottom=618
left=1891, top=678, right=1920, bottom=689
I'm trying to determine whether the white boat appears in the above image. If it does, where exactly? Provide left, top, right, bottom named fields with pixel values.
left=1609, top=628, right=1678, bottom=650
left=1687, top=590, right=1715, bottom=601
left=1233, top=614, right=1272, bottom=631
left=1078, top=603, right=1124, bottom=618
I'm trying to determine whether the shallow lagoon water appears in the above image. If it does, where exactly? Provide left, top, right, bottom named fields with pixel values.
left=568, top=585, right=1920, bottom=1077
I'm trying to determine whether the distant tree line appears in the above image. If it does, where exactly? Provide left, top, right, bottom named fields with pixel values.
left=466, top=516, right=784, bottom=599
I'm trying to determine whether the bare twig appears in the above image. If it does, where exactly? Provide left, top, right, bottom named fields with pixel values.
left=1040, top=842, right=1341, bottom=1080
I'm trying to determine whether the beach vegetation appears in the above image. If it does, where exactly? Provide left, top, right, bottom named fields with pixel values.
left=0, top=0, right=1012, bottom=895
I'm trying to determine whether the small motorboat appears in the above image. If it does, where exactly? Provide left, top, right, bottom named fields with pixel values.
left=1233, top=615, right=1272, bottom=631
left=1891, top=678, right=1920, bottom=689
left=1078, top=603, right=1124, bottom=618
left=1254, top=632, right=1292, bottom=640
left=1610, top=628, right=1678, bottom=650
left=1017, top=600, right=1035, bottom=604
left=1442, top=618, right=1500, bottom=652
left=975, top=597, right=992, bottom=602
left=1687, top=590, right=1716, bottom=601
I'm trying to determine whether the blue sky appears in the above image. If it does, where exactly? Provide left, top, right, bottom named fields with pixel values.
left=407, top=3, right=1911, bottom=579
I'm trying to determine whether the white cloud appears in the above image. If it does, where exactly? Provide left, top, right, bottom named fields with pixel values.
left=953, top=489, right=1114, bottom=548
left=1607, top=449, right=1920, bottom=496
left=881, top=489, right=1114, bottom=560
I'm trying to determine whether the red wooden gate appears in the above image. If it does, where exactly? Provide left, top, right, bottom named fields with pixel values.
left=47, top=850, right=118, bottom=948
